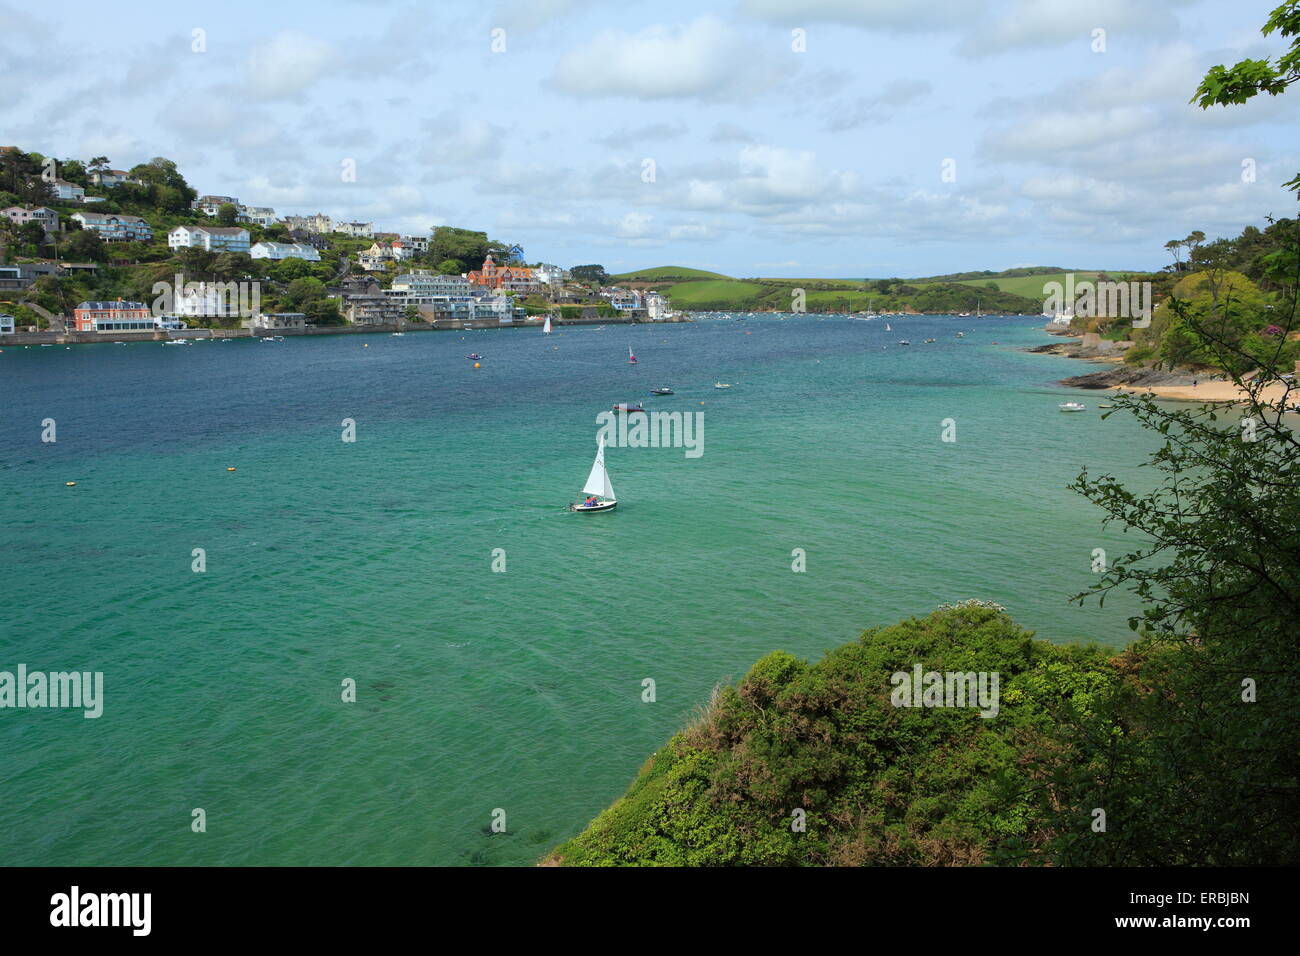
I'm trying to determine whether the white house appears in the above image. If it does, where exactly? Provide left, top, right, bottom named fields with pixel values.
left=0, top=313, right=15, bottom=334
left=169, top=225, right=251, bottom=253
left=90, top=169, right=132, bottom=187
left=250, top=241, right=321, bottom=262
left=52, top=180, right=85, bottom=202
left=646, top=291, right=671, bottom=321
left=238, top=206, right=277, bottom=226
left=534, top=263, right=570, bottom=286
left=336, top=221, right=373, bottom=238
left=193, top=195, right=240, bottom=217
left=70, top=211, right=152, bottom=241
left=243, top=312, right=306, bottom=331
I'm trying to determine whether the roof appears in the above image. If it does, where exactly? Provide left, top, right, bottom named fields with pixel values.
left=174, top=225, right=247, bottom=235
left=75, top=211, right=147, bottom=223
left=75, top=300, right=149, bottom=310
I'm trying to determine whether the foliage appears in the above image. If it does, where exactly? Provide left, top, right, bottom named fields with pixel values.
left=546, top=605, right=1116, bottom=866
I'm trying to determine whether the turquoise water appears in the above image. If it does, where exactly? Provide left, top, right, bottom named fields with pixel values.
left=0, top=315, right=1155, bottom=866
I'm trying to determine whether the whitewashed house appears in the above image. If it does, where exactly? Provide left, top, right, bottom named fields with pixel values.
left=250, top=241, right=321, bottom=262
left=169, top=225, right=251, bottom=253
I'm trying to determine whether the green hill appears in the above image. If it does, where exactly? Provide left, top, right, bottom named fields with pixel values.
left=613, top=265, right=733, bottom=281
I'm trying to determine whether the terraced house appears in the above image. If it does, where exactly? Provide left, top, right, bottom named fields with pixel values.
left=466, top=253, right=540, bottom=295
left=69, top=211, right=152, bottom=241
left=168, top=224, right=251, bottom=253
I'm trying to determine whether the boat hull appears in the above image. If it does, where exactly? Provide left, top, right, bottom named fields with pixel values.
left=571, top=500, right=617, bottom=513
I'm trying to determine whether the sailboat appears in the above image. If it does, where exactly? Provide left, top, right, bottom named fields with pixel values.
left=885, top=323, right=892, bottom=332
left=627, top=345, right=638, bottom=364
left=571, top=436, right=617, bottom=512
left=543, top=314, right=552, bottom=335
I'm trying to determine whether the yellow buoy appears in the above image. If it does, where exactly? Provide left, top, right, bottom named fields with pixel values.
left=473, top=362, right=481, bottom=369
left=65, top=481, right=76, bottom=487
left=363, top=343, right=369, bottom=348
left=227, top=467, right=236, bottom=472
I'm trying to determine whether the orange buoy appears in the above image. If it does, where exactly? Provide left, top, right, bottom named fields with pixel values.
left=65, top=481, right=76, bottom=487
left=227, top=467, right=236, bottom=472
left=473, top=362, right=481, bottom=369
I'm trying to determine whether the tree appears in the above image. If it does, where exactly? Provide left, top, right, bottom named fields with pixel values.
left=1193, top=1, right=1300, bottom=194
left=63, top=228, right=106, bottom=262
left=1022, top=6, right=1300, bottom=865
left=216, top=203, right=239, bottom=226
left=570, top=264, right=609, bottom=285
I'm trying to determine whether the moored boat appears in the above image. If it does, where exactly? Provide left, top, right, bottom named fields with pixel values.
left=650, top=387, right=674, bottom=396
left=1059, top=402, right=1086, bottom=412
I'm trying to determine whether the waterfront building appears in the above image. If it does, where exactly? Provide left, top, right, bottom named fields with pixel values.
left=244, top=312, right=307, bottom=331
left=2, top=205, right=59, bottom=236
left=646, top=291, right=671, bottom=321
left=466, top=254, right=540, bottom=295
left=70, top=211, right=153, bottom=241
left=0, top=313, right=14, bottom=334
left=250, top=241, right=321, bottom=262
left=605, top=289, right=643, bottom=311
left=72, top=299, right=153, bottom=332
left=343, top=292, right=407, bottom=326
left=169, top=225, right=251, bottom=253
left=390, top=271, right=472, bottom=297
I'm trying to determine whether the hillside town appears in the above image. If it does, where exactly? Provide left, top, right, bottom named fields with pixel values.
left=0, top=148, right=680, bottom=341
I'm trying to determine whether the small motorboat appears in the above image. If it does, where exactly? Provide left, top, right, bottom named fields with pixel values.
left=466, top=353, right=482, bottom=360
left=391, top=332, right=405, bottom=337
left=714, top=382, right=732, bottom=389
left=650, top=387, right=674, bottom=396
left=956, top=331, right=965, bottom=338
left=1059, top=402, right=1086, bottom=413
left=924, top=338, right=936, bottom=343
left=613, top=402, right=646, bottom=414
left=898, top=340, right=910, bottom=346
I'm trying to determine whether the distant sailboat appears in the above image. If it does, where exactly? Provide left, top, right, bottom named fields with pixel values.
left=543, top=314, right=552, bottom=335
left=571, top=436, right=617, bottom=512
left=627, top=345, right=638, bottom=364
left=885, top=323, right=892, bottom=332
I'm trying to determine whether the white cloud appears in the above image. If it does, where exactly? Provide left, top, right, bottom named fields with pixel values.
left=550, top=16, right=791, bottom=101
left=245, top=31, right=336, bottom=100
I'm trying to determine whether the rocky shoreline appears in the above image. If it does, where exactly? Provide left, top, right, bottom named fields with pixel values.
left=1026, top=334, right=1199, bottom=390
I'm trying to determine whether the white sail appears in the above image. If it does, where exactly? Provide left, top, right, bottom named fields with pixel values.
left=543, top=314, right=552, bottom=334
left=628, top=345, right=635, bottom=360
left=582, top=436, right=615, bottom=500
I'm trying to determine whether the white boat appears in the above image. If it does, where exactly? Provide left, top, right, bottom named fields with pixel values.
left=885, top=323, right=892, bottom=332
left=543, top=314, right=552, bottom=335
left=391, top=332, right=404, bottom=337
left=956, top=331, right=964, bottom=338
left=570, top=435, right=617, bottom=512
left=714, top=382, right=732, bottom=389
left=1059, top=402, right=1086, bottom=413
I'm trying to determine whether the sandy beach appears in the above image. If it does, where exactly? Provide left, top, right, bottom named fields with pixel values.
left=1111, top=379, right=1297, bottom=406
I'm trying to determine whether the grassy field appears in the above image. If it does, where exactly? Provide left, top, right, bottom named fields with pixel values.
left=612, top=265, right=733, bottom=281
left=910, top=271, right=1111, bottom=299
left=613, top=264, right=1136, bottom=313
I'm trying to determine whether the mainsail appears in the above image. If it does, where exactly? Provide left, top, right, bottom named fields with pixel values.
left=543, top=314, right=552, bottom=334
left=582, top=436, right=615, bottom=500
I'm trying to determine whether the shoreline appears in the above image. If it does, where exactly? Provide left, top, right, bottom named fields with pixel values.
left=1028, top=331, right=1296, bottom=408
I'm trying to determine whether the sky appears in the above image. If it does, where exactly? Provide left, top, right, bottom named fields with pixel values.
left=1, top=0, right=1297, bottom=278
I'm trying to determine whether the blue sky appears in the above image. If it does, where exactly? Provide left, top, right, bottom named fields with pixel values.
left=2, top=0, right=1297, bottom=277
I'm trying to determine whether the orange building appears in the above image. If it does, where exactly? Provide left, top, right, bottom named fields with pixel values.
left=466, top=254, right=540, bottom=295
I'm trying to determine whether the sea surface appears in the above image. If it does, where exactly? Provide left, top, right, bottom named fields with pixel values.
left=1, top=314, right=1157, bottom=865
